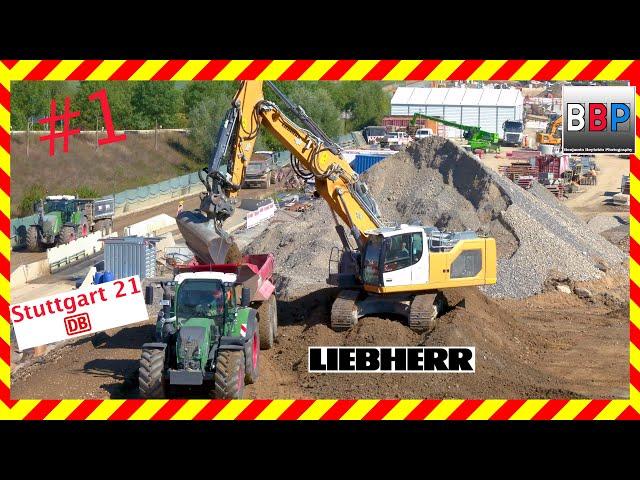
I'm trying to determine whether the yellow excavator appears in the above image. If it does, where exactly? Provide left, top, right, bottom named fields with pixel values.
left=177, top=81, right=497, bottom=332
left=536, top=115, right=562, bottom=146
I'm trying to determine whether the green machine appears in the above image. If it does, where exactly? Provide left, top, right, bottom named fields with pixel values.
left=411, top=113, right=501, bottom=153
left=140, top=267, right=269, bottom=399
left=26, top=195, right=114, bottom=252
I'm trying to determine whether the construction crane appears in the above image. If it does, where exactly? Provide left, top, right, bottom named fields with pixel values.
left=536, top=115, right=562, bottom=146
left=410, top=113, right=501, bottom=153
left=177, top=81, right=497, bottom=333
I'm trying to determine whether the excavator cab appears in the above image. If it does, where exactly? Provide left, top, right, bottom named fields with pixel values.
left=361, top=226, right=429, bottom=291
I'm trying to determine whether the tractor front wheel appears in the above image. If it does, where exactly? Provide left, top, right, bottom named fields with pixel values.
left=26, top=226, right=40, bottom=252
left=59, top=226, right=76, bottom=245
left=214, top=350, right=245, bottom=399
left=139, top=347, right=166, bottom=399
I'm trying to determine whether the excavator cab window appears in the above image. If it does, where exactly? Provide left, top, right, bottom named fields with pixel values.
left=382, top=233, right=422, bottom=273
left=362, top=235, right=383, bottom=285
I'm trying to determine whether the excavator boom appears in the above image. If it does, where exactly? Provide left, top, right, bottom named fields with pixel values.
left=178, top=81, right=383, bottom=263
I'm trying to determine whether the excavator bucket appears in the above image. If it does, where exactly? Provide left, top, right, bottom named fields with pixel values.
left=176, top=210, right=234, bottom=264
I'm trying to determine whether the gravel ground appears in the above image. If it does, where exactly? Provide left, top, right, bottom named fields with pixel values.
left=248, top=137, right=626, bottom=299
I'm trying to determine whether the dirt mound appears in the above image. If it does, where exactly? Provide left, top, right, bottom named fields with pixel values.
left=260, top=286, right=590, bottom=399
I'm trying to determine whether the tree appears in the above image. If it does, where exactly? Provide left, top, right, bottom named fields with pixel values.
left=188, top=95, right=235, bottom=165
left=72, top=81, right=135, bottom=130
left=130, top=82, right=182, bottom=129
left=264, top=82, right=342, bottom=149
left=331, top=82, right=390, bottom=130
left=10, top=81, right=76, bottom=130
left=182, top=82, right=239, bottom=116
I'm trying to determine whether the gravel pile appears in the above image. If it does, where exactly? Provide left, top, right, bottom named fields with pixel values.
left=247, top=136, right=626, bottom=299
left=587, top=214, right=627, bottom=234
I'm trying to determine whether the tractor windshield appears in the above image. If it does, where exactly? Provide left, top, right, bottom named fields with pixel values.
left=43, top=200, right=76, bottom=222
left=176, top=279, right=226, bottom=322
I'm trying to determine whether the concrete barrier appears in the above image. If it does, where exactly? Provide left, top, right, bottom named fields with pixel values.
left=124, top=214, right=176, bottom=237
left=46, top=232, right=104, bottom=265
left=10, top=259, right=50, bottom=288
left=246, top=200, right=276, bottom=229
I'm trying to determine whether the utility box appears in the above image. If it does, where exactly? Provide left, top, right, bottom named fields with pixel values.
left=103, top=236, right=160, bottom=280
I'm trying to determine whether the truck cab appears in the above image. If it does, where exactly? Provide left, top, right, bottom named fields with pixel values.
left=244, top=151, right=274, bottom=188
left=502, top=120, right=524, bottom=146
left=414, top=128, right=434, bottom=139
left=362, top=126, right=387, bottom=145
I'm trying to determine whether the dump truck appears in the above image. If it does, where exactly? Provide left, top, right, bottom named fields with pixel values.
left=244, top=151, right=274, bottom=188
left=139, top=253, right=278, bottom=399
left=26, top=195, right=115, bottom=252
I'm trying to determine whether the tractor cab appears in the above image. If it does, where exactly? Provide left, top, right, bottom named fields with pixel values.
left=37, top=195, right=78, bottom=223
left=173, top=272, right=238, bottom=332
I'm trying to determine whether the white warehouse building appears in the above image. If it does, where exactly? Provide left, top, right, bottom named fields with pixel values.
left=390, top=87, right=524, bottom=138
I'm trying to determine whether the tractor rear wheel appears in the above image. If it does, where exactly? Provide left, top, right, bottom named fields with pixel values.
left=214, top=350, right=245, bottom=399
left=26, top=226, right=40, bottom=252
left=59, top=226, right=76, bottom=245
left=244, top=329, right=260, bottom=385
left=257, top=296, right=277, bottom=350
left=139, top=347, right=166, bottom=399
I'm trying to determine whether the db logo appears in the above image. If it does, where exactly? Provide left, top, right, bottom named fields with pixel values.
left=562, top=85, right=635, bottom=154
left=64, top=313, right=92, bottom=336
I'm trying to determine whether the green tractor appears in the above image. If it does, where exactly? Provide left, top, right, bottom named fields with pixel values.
left=26, top=195, right=115, bottom=252
left=140, top=261, right=276, bottom=399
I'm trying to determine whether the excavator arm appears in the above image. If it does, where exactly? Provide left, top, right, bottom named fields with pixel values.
left=181, top=80, right=382, bottom=263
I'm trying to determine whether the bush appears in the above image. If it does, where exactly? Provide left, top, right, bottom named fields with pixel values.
left=19, top=183, right=47, bottom=216
left=73, top=186, right=99, bottom=198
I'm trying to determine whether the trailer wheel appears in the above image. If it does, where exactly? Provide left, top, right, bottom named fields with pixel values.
left=244, top=328, right=260, bottom=384
left=214, top=350, right=245, bottom=399
left=139, top=347, right=166, bottom=399
left=59, top=226, right=76, bottom=245
left=26, top=226, right=40, bottom=252
left=257, top=296, right=277, bottom=350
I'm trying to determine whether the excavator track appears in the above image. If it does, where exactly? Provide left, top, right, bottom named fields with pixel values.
left=408, top=292, right=445, bottom=333
left=331, top=290, right=360, bottom=331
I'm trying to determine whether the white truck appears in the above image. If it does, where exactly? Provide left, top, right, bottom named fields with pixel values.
left=414, top=128, right=434, bottom=139
left=382, top=131, right=412, bottom=150
left=502, top=120, right=524, bottom=146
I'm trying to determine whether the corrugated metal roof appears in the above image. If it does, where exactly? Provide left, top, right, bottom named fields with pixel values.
left=391, top=87, right=523, bottom=107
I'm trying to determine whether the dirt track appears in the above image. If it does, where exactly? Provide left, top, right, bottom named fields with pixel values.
left=11, top=272, right=628, bottom=400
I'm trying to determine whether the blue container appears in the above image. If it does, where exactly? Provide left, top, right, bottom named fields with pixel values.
left=351, top=154, right=387, bottom=174
left=102, top=271, right=115, bottom=283
left=93, top=271, right=104, bottom=285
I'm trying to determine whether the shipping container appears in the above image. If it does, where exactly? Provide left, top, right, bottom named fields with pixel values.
left=103, top=236, right=160, bottom=280
left=351, top=154, right=389, bottom=174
